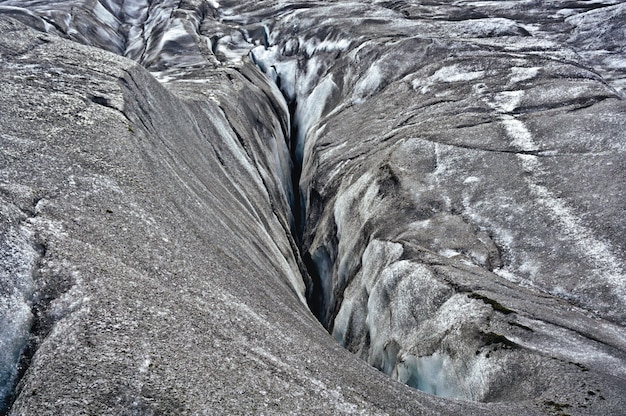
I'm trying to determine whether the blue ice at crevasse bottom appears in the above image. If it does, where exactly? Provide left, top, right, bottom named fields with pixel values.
left=397, top=353, right=466, bottom=400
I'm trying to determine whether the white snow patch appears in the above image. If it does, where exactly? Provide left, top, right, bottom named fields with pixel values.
left=502, top=117, right=535, bottom=151
left=509, top=67, right=540, bottom=84
left=488, top=90, right=524, bottom=113
left=138, top=356, right=151, bottom=374
left=517, top=154, right=540, bottom=174
left=494, top=268, right=522, bottom=284
left=485, top=90, right=538, bottom=153
left=352, top=64, right=383, bottom=104
left=300, top=37, right=351, bottom=57
left=463, top=176, right=481, bottom=184
left=413, top=64, right=484, bottom=94
left=518, top=259, right=540, bottom=278
left=432, top=65, right=485, bottom=83
left=439, top=249, right=461, bottom=258
left=150, top=71, right=176, bottom=83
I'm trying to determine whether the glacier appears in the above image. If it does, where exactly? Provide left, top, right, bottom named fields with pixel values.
left=1, top=0, right=625, bottom=414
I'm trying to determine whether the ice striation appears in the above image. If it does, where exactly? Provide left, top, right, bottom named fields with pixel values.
left=1, top=1, right=625, bottom=415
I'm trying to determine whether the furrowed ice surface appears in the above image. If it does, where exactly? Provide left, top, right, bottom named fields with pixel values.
left=0, top=0, right=625, bottom=415
left=0, top=13, right=473, bottom=416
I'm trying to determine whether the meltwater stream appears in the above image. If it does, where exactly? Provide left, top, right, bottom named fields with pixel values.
left=1, top=1, right=626, bottom=414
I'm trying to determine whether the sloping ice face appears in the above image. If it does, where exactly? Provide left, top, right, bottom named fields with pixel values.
left=1, top=0, right=625, bottom=414
left=0, top=225, right=38, bottom=410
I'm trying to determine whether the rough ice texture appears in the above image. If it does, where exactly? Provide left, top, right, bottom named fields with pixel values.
left=0, top=1, right=625, bottom=415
